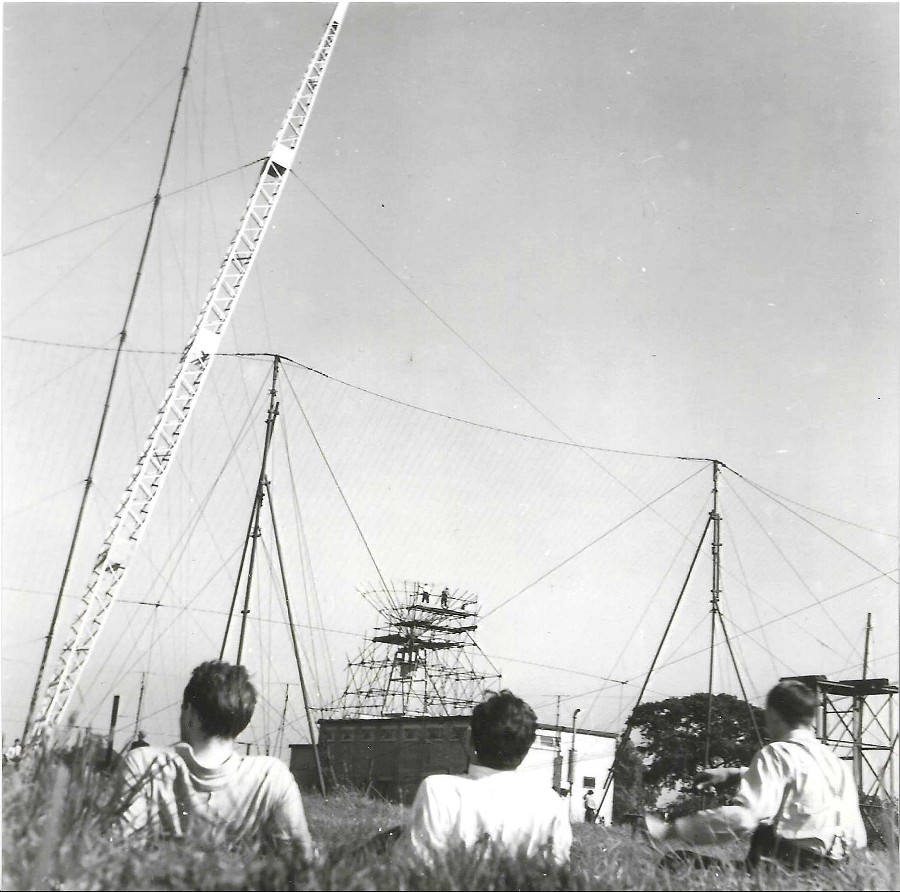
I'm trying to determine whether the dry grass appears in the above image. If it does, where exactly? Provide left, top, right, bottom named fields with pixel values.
left=3, top=741, right=897, bottom=891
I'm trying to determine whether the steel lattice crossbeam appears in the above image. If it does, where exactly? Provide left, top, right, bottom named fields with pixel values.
left=30, top=2, right=349, bottom=741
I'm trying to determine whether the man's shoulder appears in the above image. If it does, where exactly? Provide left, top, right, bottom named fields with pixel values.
left=125, top=744, right=177, bottom=768
left=419, top=771, right=472, bottom=789
left=236, top=754, right=296, bottom=785
left=121, top=745, right=184, bottom=787
left=414, top=772, right=473, bottom=800
left=764, top=735, right=827, bottom=760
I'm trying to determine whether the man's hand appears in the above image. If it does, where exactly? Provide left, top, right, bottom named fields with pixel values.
left=694, top=766, right=743, bottom=790
left=641, top=813, right=674, bottom=844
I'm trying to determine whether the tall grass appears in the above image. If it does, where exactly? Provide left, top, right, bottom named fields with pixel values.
left=3, top=738, right=897, bottom=891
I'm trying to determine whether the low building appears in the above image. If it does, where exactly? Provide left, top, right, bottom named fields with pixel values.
left=290, top=717, right=616, bottom=822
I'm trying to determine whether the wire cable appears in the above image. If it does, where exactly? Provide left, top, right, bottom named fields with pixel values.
left=730, top=468, right=899, bottom=580
left=482, top=463, right=709, bottom=620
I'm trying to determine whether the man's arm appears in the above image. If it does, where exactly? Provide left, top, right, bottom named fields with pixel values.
left=404, top=777, right=452, bottom=863
left=648, top=747, right=787, bottom=847
left=268, top=765, right=315, bottom=859
left=114, top=749, right=155, bottom=835
left=694, top=765, right=747, bottom=790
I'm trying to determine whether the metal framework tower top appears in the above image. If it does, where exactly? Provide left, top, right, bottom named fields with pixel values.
left=336, top=581, right=500, bottom=719
left=781, top=674, right=898, bottom=806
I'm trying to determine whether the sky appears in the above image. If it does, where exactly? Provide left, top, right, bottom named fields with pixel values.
left=2, top=2, right=898, bottom=762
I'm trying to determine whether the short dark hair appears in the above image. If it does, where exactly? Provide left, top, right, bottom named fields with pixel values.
left=470, top=690, right=536, bottom=770
left=767, top=680, right=817, bottom=728
left=182, top=661, right=256, bottom=738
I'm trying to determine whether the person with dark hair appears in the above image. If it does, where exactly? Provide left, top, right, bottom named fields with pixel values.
left=128, top=730, right=149, bottom=750
left=403, top=690, right=572, bottom=865
left=4, top=738, right=22, bottom=765
left=117, top=661, right=314, bottom=853
left=583, top=788, right=599, bottom=824
left=643, top=679, right=867, bottom=869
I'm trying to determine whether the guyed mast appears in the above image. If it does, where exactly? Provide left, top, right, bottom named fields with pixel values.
left=27, top=2, right=350, bottom=741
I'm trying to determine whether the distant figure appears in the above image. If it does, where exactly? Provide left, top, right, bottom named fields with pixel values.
left=440, top=588, right=450, bottom=608
left=583, top=788, right=599, bottom=824
left=5, top=738, right=22, bottom=765
left=598, top=816, right=606, bottom=826
left=643, top=679, right=867, bottom=870
left=420, top=587, right=430, bottom=604
left=404, top=690, right=572, bottom=865
left=116, top=660, right=314, bottom=852
left=128, top=730, right=149, bottom=750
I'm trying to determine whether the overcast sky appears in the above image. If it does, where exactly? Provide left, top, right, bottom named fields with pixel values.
left=3, top=3, right=897, bottom=753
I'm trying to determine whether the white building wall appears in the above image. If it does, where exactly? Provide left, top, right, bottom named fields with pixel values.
left=518, top=727, right=616, bottom=824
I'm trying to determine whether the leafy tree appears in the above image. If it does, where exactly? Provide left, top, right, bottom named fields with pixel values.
left=627, top=692, right=764, bottom=803
left=612, top=736, right=653, bottom=821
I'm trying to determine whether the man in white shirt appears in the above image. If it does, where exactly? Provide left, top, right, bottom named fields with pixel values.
left=404, top=690, right=572, bottom=866
left=583, top=788, right=599, bottom=824
left=644, top=679, right=867, bottom=869
left=117, top=660, right=314, bottom=854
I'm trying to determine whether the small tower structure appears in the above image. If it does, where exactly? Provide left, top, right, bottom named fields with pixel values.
left=338, top=581, right=500, bottom=717
left=782, top=675, right=898, bottom=805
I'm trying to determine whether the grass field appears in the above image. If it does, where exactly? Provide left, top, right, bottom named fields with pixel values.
left=3, top=741, right=897, bottom=891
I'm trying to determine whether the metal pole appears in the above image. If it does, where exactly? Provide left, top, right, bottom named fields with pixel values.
left=134, top=672, right=147, bottom=734
left=23, top=4, right=204, bottom=741
left=264, top=475, right=327, bottom=797
left=862, top=612, right=872, bottom=681
left=598, top=510, right=714, bottom=812
left=235, top=358, right=281, bottom=664
left=715, top=611, right=763, bottom=746
left=106, top=694, right=121, bottom=766
left=568, top=707, right=581, bottom=821
left=220, top=489, right=262, bottom=660
left=853, top=694, right=864, bottom=798
left=704, top=461, right=721, bottom=767
left=275, top=683, right=290, bottom=755
left=889, top=695, right=896, bottom=800
left=30, top=0, right=350, bottom=743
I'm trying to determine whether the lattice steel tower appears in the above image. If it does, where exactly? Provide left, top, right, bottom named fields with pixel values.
left=783, top=674, right=898, bottom=805
left=26, top=2, right=349, bottom=742
left=338, top=581, right=500, bottom=718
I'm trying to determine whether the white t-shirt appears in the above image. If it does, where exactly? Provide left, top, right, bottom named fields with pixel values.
left=405, top=763, right=572, bottom=865
left=118, top=742, right=313, bottom=852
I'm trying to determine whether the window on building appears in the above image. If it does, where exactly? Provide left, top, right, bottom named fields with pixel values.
left=583, top=775, right=596, bottom=788
left=538, top=735, right=557, bottom=748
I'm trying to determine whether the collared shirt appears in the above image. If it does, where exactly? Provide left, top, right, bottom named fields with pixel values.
left=674, top=728, right=867, bottom=859
left=405, top=763, right=572, bottom=866
left=117, top=742, right=313, bottom=853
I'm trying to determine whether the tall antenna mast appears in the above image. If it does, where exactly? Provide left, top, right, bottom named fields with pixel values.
left=23, top=4, right=203, bottom=740
left=28, top=2, right=350, bottom=742
left=221, top=356, right=327, bottom=795
left=862, top=612, right=872, bottom=680
left=704, top=460, right=722, bottom=766
left=599, top=459, right=762, bottom=813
